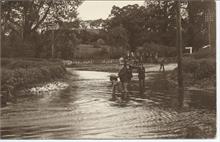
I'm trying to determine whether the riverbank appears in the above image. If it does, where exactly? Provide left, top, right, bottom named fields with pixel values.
left=1, top=58, right=67, bottom=106
left=71, top=62, right=215, bottom=94
left=167, top=70, right=216, bottom=93
left=166, top=57, right=216, bottom=93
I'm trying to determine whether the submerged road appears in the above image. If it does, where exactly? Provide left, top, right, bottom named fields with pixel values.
left=0, top=67, right=216, bottom=139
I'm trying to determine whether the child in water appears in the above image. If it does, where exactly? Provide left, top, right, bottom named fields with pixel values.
left=109, top=74, right=123, bottom=101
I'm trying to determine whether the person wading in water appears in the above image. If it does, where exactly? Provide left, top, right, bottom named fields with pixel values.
left=109, top=74, right=121, bottom=101
left=138, top=63, right=145, bottom=95
left=118, top=60, right=130, bottom=102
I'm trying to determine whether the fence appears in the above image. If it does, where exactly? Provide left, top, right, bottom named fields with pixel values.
left=62, top=59, right=119, bottom=66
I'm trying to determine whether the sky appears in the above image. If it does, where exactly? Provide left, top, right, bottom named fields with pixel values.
left=78, top=0, right=145, bottom=20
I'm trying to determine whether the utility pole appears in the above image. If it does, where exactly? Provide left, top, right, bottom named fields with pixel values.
left=51, top=0, right=55, bottom=58
left=51, top=29, right=55, bottom=58
left=208, top=9, right=211, bottom=48
left=176, top=0, right=183, bottom=90
left=205, top=1, right=214, bottom=49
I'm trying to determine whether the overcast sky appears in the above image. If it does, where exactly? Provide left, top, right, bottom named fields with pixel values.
left=78, top=0, right=144, bottom=20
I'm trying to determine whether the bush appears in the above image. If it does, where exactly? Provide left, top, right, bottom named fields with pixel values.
left=1, top=58, right=12, bottom=66
left=1, top=58, right=61, bottom=69
left=193, top=48, right=215, bottom=59
left=1, top=59, right=67, bottom=94
left=194, top=59, right=216, bottom=80
left=1, top=69, right=14, bottom=85
left=182, top=57, right=199, bottom=73
left=182, top=57, right=216, bottom=80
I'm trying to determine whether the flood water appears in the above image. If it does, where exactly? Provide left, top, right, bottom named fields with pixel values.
left=0, top=69, right=216, bottom=139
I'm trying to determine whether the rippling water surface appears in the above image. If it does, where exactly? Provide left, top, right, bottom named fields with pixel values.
left=0, top=69, right=216, bottom=139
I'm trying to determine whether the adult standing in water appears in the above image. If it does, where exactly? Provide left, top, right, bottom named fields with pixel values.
left=138, top=63, right=145, bottom=95
left=118, top=59, right=130, bottom=102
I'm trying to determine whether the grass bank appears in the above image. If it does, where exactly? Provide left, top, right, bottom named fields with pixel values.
left=1, top=58, right=67, bottom=106
left=167, top=48, right=216, bottom=91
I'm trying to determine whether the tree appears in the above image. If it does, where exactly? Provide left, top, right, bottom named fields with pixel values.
left=90, top=19, right=105, bottom=29
left=1, top=0, right=82, bottom=57
left=55, top=30, right=77, bottom=59
left=105, top=0, right=214, bottom=54
left=186, top=0, right=215, bottom=50
left=1, top=0, right=82, bottom=38
left=107, top=25, right=129, bottom=49
left=105, top=2, right=181, bottom=51
left=105, top=4, right=145, bottom=49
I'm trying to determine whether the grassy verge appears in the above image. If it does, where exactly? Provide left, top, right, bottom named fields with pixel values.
left=1, top=58, right=67, bottom=106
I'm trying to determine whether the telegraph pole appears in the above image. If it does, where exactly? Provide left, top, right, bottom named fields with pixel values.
left=51, top=0, right=55, bottom=58
left=51, top=29, right=55, bottom=58
left=176, top=0, right=183, bottom=90
left=205, top=1, right=214, bottom=49
left=208, top=9, right=211, bottom=48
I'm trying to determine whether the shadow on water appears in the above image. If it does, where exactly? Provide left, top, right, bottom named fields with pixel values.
left=142, top=72, right=216, bottom=111
left=47, top=86, right=78, bottom=107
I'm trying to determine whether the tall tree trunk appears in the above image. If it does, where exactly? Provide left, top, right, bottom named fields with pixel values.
left=187, top=1, right=196, bottom=50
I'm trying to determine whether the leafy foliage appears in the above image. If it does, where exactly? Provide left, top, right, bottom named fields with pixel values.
left=186, top=0, right=216, bottom=50
left=107, top=25, right=129, bottom=49
left=182, top=57, right=215, bottom=80
left=104, top=2, right=178, bottom=50
left=1, top=0, right=216, bottom=60
left=193, top=48, right=216, bottom=59
left=104, top=0, right=215, bottom=53
left=1, top=58, right=66, bottom=94
left=1, top=0, right=82, bottom=58
left=142, top=42, right=176, bottom=57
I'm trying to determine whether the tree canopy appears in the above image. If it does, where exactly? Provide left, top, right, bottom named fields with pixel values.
left=1, top=0, right=82, bottom=39
left=1, top=0, right=215, bottom=59
left=104, top=0, right=215, bottom=52
left=1, top=0, right=82, bottom=58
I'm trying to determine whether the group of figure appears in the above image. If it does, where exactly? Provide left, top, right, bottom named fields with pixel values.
left=109, top=53, right=145, bottom=103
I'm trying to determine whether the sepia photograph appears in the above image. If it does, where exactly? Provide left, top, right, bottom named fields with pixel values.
left=0, top=0, right=217, bottom=140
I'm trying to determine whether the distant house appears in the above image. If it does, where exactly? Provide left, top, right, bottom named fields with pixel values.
left=202, top=45, right=211, bottom=49
left=184, top=47, right=193, bottom=54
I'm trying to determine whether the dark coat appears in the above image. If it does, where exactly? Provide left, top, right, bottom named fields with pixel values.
left=138, top=67, right=145, bottom=79
left=118, top=66, right=130, bottom=82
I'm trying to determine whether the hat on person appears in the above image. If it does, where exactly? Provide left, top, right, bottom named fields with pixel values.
left=109, top=74, right=118, bottom=81
left=119, top=57, right=124, bottom=65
